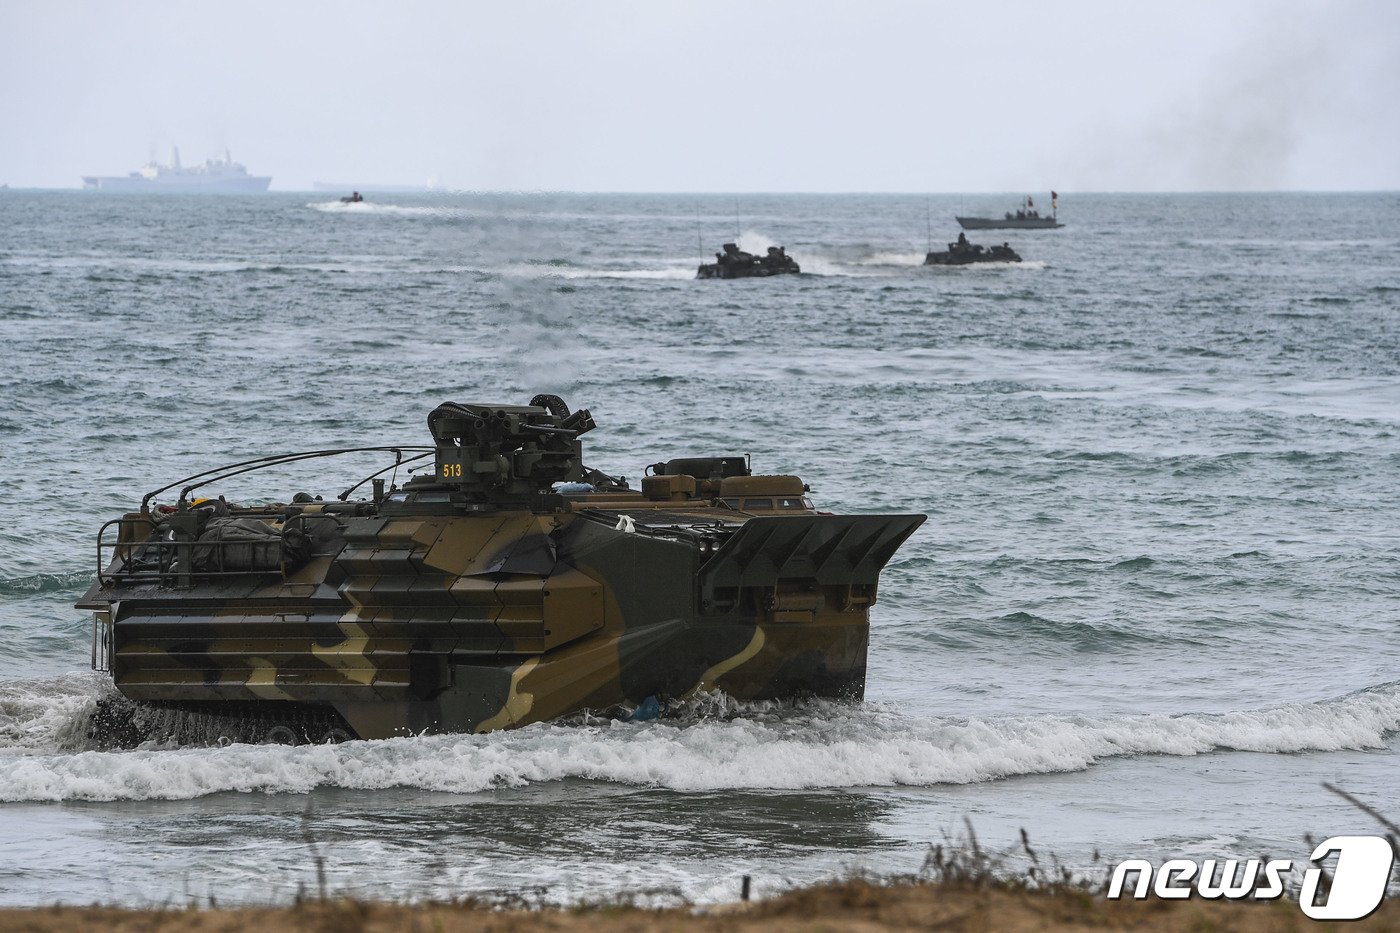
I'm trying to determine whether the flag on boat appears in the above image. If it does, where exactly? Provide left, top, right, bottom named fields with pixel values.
left=1051, top=190, right=1058, bottom=209
left=1027, top=195, right=1034, bottom=208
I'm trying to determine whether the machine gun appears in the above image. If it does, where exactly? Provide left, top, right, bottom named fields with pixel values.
left=426, top=395, right=595, bottom=501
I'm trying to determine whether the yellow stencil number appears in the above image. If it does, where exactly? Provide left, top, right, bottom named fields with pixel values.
left=442, top=463, right=463, bottom=478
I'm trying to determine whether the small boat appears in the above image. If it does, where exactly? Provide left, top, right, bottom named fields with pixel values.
left=697, top=243, right=800, bottom=279
left=925, top=233, right=1022, bottom=265
left=956, top=193, right=1062, bottom=230
left=339, top=191, right=365, bottom=204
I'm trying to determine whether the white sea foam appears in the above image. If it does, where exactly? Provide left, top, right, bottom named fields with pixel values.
left=596, top=268, right=697, bottom=280
left=0, top=673, right=104, bottom=753
left=734, top=230, right=777, bottom=256
left=1, top=681, right=1395, bottom=802
left=307, top=200, right=453, bottom=217
left=859, top=251, right=928, bottom=267
left=795, top=255, right=854, bottom=276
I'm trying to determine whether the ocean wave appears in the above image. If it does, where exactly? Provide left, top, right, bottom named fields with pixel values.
left=0, top=570, right=91, bottom=597
left=501, top=263, right=697, bottom=281
left=0, top=673, right=104, bottom=753
left=0, top=680, right=1396, bottom=802
left=944, top=612, right=1180, bottom=651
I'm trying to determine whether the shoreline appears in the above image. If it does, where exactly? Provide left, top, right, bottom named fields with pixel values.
left=3, top=878, right=1396, bottom=931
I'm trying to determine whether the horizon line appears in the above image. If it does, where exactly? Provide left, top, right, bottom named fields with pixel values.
left=5, top=186, right=1400, bottom=196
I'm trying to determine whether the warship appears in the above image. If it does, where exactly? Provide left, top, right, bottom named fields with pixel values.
left=82, top=147, right=271, bottom=193
left=77, top=396, right=924, bottom=744
left=956, top=194, right=1062, bottom=230
left=697, top=243, right=801, bottom=279
left=925, top=233, right=1022, bottom=265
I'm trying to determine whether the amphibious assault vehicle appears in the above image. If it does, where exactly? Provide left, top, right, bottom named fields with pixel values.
left=925, top=233, right=1022, bottom=266
left=696, top=242, right=801, bottom=279
left=78, top=397, right=924, bottom=744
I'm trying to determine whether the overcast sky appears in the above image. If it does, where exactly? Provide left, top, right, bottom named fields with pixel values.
left=2, top=0, right=1397, bottom=192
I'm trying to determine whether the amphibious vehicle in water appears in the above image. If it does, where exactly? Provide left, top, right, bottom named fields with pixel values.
left=78, top=397, right=924, bottom=744
left=925, top=233, right=1022, bottom=265
left=697, top=242, right=801, bottom=279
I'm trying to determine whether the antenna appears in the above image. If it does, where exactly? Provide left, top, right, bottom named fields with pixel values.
left=734, top=198, right=740, bottom=242
left=697, top=203, right=703, bottom=265
left=925, top=197, right=932, bottom=253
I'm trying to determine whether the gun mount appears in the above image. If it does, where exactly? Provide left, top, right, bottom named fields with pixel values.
left=426, top=395, right=596, bottom=502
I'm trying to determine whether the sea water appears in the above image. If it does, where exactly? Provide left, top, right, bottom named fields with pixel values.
left=0, top=190, right=1397, bottom=905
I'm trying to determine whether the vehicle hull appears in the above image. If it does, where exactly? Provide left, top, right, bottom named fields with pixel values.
left=955, top=216, right=1062, bottom=230
left=80, top=507, right=924, bottom=740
